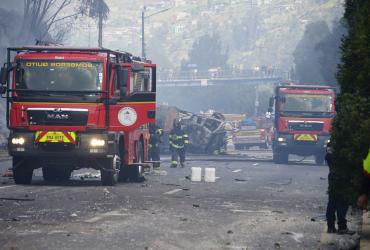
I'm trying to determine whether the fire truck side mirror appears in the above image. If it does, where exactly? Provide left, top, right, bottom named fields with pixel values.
left=0, top=67, right=7, bottom=85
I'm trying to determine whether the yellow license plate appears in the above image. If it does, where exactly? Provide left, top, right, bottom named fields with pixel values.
left=294, top=134, right=318, bottom=141
left=35, top=131, right=76, bottom=144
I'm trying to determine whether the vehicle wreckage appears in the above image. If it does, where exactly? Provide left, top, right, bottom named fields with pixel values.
left=156, top=106, right=227, bottom=154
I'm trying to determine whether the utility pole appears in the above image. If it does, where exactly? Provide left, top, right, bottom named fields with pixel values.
left=141, top=7, right=146, bottom=59
left=255, top=85, right=259, bottom=116
left=141, top=6, right=171, bottom=59
left=98, top=0, right=103, bottom=47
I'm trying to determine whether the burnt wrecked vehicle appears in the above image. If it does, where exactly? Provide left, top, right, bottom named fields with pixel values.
left=156, top=105, right=227, bottom=154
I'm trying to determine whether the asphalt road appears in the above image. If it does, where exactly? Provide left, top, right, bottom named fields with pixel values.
left=0, top=151, right=352, bottom=250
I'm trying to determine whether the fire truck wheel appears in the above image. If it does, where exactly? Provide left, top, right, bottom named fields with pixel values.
left=273, top=151, right=289, bottom=164
left=130, top=141, right=145, bottom=183
left=13, top=157, right=33, bottom=185
left=100, top=156, right=118, bottom=186
left=118, top=166, right=130, bottom=182
left=42, top=167, right=71, bottom=182
left=315, top=154, right=325, bottom=165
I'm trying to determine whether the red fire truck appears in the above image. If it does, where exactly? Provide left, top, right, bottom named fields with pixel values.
left=0, top=46, right=157, bottom=185
left=268, top=85, right=335, bottom=164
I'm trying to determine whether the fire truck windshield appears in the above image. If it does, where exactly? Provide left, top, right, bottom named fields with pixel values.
left=279, top=93, right=334, bottom=116
left=16, top=60, right=103, bottom=94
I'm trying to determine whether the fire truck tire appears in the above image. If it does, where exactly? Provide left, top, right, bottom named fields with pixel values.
left=130, top=141, right=145, bottom=183
left=315, top=154, right=325, bottom=165
left=13, top=157, right=34, bottom=185
left=273, top=150, right=288, bottom=164
left=101, top=157, right=118, bottom=186
left=42, top=167, right=71, bottom=182
left=118, top=166, right=130, bottom=182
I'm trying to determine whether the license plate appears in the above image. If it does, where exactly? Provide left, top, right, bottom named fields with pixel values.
left=294, top=134, right=318, bottom=142
left=35, top=131, right=76, bottom=144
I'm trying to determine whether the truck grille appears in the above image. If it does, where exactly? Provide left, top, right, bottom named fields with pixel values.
left=27, top=108, right=88, bottom=126
left=288, top=121, right=323, bottom=131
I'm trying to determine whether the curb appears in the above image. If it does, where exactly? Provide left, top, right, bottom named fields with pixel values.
left=0, top=152, right=11, bottom=162
left=0, top=157, right=11, bottom=162
left=361, top=211, right=370, bottom=249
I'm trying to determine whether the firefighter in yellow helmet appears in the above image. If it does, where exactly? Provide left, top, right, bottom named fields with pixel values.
left=169, top=118, right=189, bottom=168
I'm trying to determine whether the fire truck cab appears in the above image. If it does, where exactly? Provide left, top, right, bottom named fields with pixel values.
left=0, top=46, right=157, bottom=186
left=268, top=85, right=335, bottom=165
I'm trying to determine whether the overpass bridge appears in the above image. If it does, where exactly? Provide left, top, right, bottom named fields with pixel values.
left=156, top=69, right=290, bottom=113
left=157, top=69, right=288, bottom=87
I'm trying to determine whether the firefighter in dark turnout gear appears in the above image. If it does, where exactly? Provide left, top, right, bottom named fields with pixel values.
left=169, top=119, right=189, bottom=168
left=149, top=123, right=163, bottom=169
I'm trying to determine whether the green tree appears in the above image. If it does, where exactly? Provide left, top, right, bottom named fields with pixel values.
left=184, top=33, right=229, bottom=71
left=79, top=0, right=109, bottom=47
left=330, top=0, right=370, bottom=203
left=293, top=21, right=330, bottom=84
left=316, top=22, right=346, bottom=85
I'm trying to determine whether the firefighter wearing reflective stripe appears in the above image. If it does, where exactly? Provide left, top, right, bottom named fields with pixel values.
left=169, top=119, right=189, bottom=168
left=149, top=123, right=163, bottom=169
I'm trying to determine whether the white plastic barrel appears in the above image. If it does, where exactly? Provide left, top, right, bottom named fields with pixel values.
left=191, top=167, right=202, bottom=182
left=204, top=168, right=216, bottom=183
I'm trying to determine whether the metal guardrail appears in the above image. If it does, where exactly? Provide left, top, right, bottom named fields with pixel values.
left=158, top=69, right=289, bottom=81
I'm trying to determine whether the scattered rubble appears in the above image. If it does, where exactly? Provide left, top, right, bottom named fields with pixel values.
left=270, top=178, right=292, bottom=186
left=274, top=242, right=281, bottom=249
left=72, top=172, right=101, bottom=180
left=310, top=214, right=326, bottom=222
left=282, top=231, right=303, bottom=243
left=234, top=178, right=248, bottom=182
left=2, top=168, right=13, bottom=177
left=0, top=197, right=35, bottom=201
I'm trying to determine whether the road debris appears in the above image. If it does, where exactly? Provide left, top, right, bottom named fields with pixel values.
left=0, top=197, right=35, bottom=201
left=274, top=242, right=281, bottom=249
left=192, top=204, right=200, bottom=208
left=2, top=168, right=13, bottom=177
left=311, top=214, right=326, bottom=222
left=72, top=172, right=101, bottom=180
left=282, top=231, right=303, bottom=243
left=234, top=178, right=248, bottom=182
left=272, top=210, right=284, bottom=214
left=164, top=189, right=182, bottom=195
left=227, top=230, right=233, bottom=234
left=152, top=170, right=167, bottom=176
left=4, top=217, right=20, bottom=222
left=70, top=213, right=78, bottom=217
left=231, top=169, right=242, bottom=173
left=270, top=178, right=292, bottom=185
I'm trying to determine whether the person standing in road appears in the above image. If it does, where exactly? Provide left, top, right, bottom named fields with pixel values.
left=148, top=123, right=163, bottom=169
left=325, top=142, right=355, bottom=235
left=169, top=119, right=189, bottom=168
left=357, top=149, right=370, bottom=210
